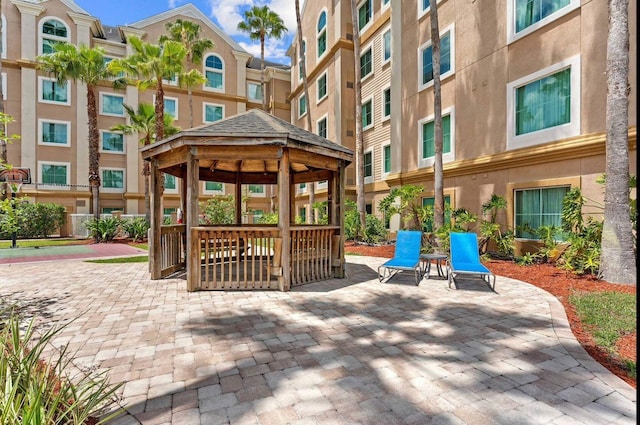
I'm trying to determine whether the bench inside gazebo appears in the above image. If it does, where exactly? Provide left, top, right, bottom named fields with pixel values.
left=141, top=109, right=354, bottom=291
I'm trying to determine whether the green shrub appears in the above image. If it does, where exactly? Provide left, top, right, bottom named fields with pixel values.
left=257, top=212, right=278, bottom=224
left=199, top=196, right=235, bottom=224
left=85, top=216, right=122, bottom=242
left=362, top=214, right=387, bottom=244
left=344, top=200, right=360, bottom=240
left=0, top=311, right=123, bottom=424
left=0, top=201, right=66, bottom=239
left=122, top=217, right=149, bottom=242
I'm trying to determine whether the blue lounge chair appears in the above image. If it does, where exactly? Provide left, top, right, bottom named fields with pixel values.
left=378, top=230, right=423, bottom=285
left=448, top=232, right=496, bottom=290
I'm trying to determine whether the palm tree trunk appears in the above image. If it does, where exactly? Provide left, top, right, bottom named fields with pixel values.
left=430, top=1, right=444, bottom=232
left=87, top=85, right=101, bottom=220
left=155, top=80, right=165, bottom=140
left=350, top=0, right=366, bottom=239
left=600, top=0, right=636, bottom=285
left=260, top=34, right=266, bottom=111
left=188, top=87, right=194, bottom=129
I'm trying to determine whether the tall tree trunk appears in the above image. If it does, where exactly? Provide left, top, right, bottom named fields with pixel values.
left=188, top=87, right=194, bottom=129
left=87, top=86, right=101, bottom=220
left=350, top=0, right=366, bottom=239
left=155, top=80, right=165, bottom=140
left=260, top=34, right=266, bottom=111
left=295, top=0, right=315, bottom=223
left=430, top=1, right=444, bottom=233
left=600, top=0, right=636, bottom=285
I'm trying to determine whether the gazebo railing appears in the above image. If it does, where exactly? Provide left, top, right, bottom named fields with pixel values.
left=290, top=226, right=339, bottom=286
left=159, top=224, right=186, bottom=277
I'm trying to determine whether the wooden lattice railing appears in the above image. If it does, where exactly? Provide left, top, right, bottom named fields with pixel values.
left=290, top=226, right=339, bottom=286
left=160, top=224, right=186, bottom=278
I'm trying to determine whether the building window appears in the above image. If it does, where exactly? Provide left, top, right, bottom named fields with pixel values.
left=164, top=174, right=177, bottom=192
left=248, top=184, right=265, bottom=196
left=41, top=18, right=69, bottom=55
left=317, top=72, right=327, bottom=102
left=418, top=107, right=455, bottom=168
left=510, top=0, right=579, bottom=42
left=298, top=94, right=307, bottom=118
left=164, top=97, right=178, bottom=120
left=507, top=56, right=580, bottom=149
left=419, top=25, right=454, bottom=90
left=299, top=183, right=307, bottom=193
left=39, top=120, right=70, bottom=146
left=383, top=144, right=391, bottom=175
left=204, top=54, right=224, bottom=90
left=317, top=10, right=327, bottom=58
left=203, top=103, right=224, bottom=123
left=39, top=161, right=69, bottom=189
left=362, top=98, right=373, bottom=130
left=317, top=116, right=328, bottom=138
left=1, top=14, right=6, bottom=60
left=298, top=40, right=306, bottom=82
left=422, top=195, right=451, bottom=231
left=382, top=0, right=391, bottom=9
left=100, top=131, right=124, bottom=153
left=39, top=77, right=69, bottom=105
left=360, top=47, right=373, bottom=79
left=515, top=186, right=570, bottom=238
left=299, top=206, right=307, bottom=223
left=382, top=29, right=391, bottom=64
left=420, top=0, right=432, bottom=14
left=382, top=87, right=391, bottom=120
left=1, top=73, right=6, bottom=100
left=204, top=181, right=224, bottom=194
left=358, top=0, right=373, bottom=31
left=101, top=168, right=125, bottom=192
left=248, top=82, right=263, bottom=101
left=365, top=204, right=373, bottom=215
left=364, top=150, right=373, bottom=181
left=100, top=93, right=125, bottom=116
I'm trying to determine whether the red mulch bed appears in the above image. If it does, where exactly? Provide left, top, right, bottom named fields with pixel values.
left=345, top=241, right=637, bottom=388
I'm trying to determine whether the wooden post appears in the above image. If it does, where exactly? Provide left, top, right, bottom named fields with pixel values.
left=335, top=163, right=346, bottom=278
left=235, top=172, right=242, bottom=224
left=278, top=149, right=291, bottom=291
left=149, top=159, right=162, bottom=279
left=186, top=149, right=200, bottom=291
left=328, top=171, right=336, bottom=225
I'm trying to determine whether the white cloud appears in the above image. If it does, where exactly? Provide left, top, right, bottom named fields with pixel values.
left=206, top=0, right=255, bottom=37
left=167, top=0, right=183, bottom=8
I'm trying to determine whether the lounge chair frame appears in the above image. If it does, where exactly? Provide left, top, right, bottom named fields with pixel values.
left=377, top=230, right=423, bottom=285
left=447, top=232, right=496, bottom=291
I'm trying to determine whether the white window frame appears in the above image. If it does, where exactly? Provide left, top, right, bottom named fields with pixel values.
left=38, top=76, right=70, bottom=106
left=39, top=17, right=70, bottom=56
left=100, top=92, right=126, bottom=117
left=317, top=180, right=328, bottom=190
left=163, top=173, right=179, bottom=194
left=297, top=183, right=307, bottom=194
left=247, top=82, right=263, bottom=102
left=1, top=72, right=6, bottom=100
left=362, top=96, right=374, bottom=131
left=317, top=71, right=328, bottom=104
left=317, top=114, right=328, bottom=139
left=203, top=53, right=225, bottom=92
left=100, top=167, right=126, bottom=193
left=163, top=73, right=178, bottom=86
left=506, top=55, right=581, bottom=150
left=418, top=106, right=456, bottom=169
left=298, top=39, right=307, bottom=82
left=99, top=129, right=125, bottom=154
left=360, top=44, right=374, bottom=82
left=364, top=149, right=373, bottom=184
left=1, top=14, right=7, bottom=59
left=163, top=96, right=179, bottom=120
left=418, top=23, right=455, bottom=92
left=38, top=160, right=70, bottom=190
left=357, top=0, right=373, bottom=34
left=381, top=27, right=392, bottom=65
left=381, top=84, right=391, bottom=122
left=317, top=8, right=328, bottom=60
left=298, top=94, right=308, bottom=119
left=381, top=0, right=391, bottom=12
left=202, top=102, right=225, bottom=124
left=38, top=119, right=70, bottom=147
left=507, top=0, right=580, bottom=44
left=381, top=141, right=391, bottom=178
left=202, top=181, right=225, bottom=195
left=247, top=184, right=266, bottom=197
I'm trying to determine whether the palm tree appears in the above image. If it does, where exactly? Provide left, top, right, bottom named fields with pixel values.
left=109, top=36, right=186, bottom=141
left=37, top=44, right=115, bottom=219
left=0, top=0, right=6, bottom=199
left=600, top=0, right=636, bottom=285
left=430, top=1, right=445, bottom=234
left=159, top=19, right=214, bottom=128
left=238, top=5, right=287, bottom=111
left=350, top=0, right=366, bottom=238
left=111, top=103, right=180, bottom=222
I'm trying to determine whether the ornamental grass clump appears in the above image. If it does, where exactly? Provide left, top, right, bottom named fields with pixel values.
left=0, top=311, right=123, bottom=424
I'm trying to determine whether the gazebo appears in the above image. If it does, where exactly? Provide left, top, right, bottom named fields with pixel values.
left=140, top=109, right=354, bottom=291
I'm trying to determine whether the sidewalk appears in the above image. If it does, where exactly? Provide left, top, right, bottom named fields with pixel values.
left=0, top=242, right=148, bottom=264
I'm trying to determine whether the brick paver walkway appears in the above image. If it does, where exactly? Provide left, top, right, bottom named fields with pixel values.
left=0, top=256, right=635, bottom=424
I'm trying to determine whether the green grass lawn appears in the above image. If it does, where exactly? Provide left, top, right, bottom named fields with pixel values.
left=0, top=239, right=88, bottom=249
left=85, top=255, right=149, bottom=264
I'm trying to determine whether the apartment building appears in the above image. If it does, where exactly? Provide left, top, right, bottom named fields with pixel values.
left=290, top=0, right=636, bottom=241
left=1, top=0, right=291, bottom=222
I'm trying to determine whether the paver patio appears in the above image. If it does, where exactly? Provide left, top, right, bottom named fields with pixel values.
left=0, top=255, right=636, bottom=424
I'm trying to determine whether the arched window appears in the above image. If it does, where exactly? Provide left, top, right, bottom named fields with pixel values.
left=204, top=54, right=224, bottom=90
left=317, top=10, right=327, bottom=57
left=41, top=18, right=69, bottom=54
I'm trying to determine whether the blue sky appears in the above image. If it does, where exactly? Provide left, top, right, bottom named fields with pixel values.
left=73, top=0, right=297, bottom=65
